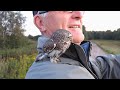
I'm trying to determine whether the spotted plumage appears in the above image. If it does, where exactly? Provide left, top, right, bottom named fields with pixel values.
left=36, top=29, right=72, bottom=63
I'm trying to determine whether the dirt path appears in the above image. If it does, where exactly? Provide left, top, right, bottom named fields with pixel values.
left=90, top=42, right=107, bottom=60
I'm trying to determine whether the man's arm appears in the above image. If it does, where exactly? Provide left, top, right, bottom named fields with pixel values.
left=90, top=54, right=120, bottom=79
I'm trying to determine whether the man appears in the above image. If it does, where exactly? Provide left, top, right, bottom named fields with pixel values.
left=25, top=11, right=120, bottom=79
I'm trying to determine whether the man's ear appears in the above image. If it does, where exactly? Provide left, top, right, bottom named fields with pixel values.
left=34, top=15, right=45, bottom=32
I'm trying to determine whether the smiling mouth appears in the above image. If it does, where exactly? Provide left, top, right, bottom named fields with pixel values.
left=69, top=25, right=80, bottom=28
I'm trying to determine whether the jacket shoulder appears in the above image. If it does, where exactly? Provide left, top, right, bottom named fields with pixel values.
left=25, top=59, right=95, bottom=79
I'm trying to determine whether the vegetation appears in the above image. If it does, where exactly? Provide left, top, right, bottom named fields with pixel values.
left=83, top=25, right=120, bottom=54
left=0, top=53, right=37, bottom=79
left=0, top=11, right=38, bottom=79
left=0, top=37, right=37, bottom=79
left=82, top=25, right=120, bottom=40
left=0, top=11, right=27, bottom=49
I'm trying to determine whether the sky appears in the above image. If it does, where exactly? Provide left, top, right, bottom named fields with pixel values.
left=21, top=11, right=120, bottom=36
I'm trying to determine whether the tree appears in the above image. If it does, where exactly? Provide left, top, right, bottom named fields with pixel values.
left=82, top=25, right=88, bottom=40
left=0, top=11, right=26, bottom=49
left=115, top=28, right=120, bottom=40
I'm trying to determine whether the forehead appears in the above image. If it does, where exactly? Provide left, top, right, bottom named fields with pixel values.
left=46, top=11, right=70, bottom=16
left=43, top=11, right=64, bottom=17
left=39, top=11, right=68, bottom=15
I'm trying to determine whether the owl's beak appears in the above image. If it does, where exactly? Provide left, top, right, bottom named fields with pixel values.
left=69, top=34, right=72, bottom=38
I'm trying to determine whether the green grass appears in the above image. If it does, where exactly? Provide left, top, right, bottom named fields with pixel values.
left=0, top=41, right=38, bottom=79
left=0, top=53, right=37, bottom=79
left=0, top=41, right=37, bottom=60
left=91, top=40, right=120, bottom=54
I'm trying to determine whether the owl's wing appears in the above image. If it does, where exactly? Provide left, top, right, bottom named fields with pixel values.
left=43, top=39, right=56, bottom=53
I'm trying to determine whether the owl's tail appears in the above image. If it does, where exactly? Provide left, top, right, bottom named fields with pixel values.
left=35, top=53, right=48, bottom=62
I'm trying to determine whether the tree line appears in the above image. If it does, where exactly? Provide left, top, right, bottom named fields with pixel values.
left=28, top=25, right=120, bottom=41
left=82, top=25, right=120, bottom=40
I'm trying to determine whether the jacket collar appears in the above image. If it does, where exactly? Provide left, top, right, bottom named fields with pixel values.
left=80, top=41, right=92, bottom=61
left=61, top=42, right=92, bottom=69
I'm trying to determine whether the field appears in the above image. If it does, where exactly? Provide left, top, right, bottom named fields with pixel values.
left=0, top=53, right=37, bottom=79
left=0, top=41, right=38, bottom=79
left=91, top=40, right=120, bottom=54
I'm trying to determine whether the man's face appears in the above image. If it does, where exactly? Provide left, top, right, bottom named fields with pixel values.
left=40, top=11, right=84, bottom=45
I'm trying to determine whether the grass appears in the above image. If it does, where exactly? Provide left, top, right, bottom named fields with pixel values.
left=0, top=53, right=37, bottom=79
left=0, top=41, right=37, bottom=60
left=91, top=40, right=120, bottom=54
left=0, top=41, right=38, bottom=79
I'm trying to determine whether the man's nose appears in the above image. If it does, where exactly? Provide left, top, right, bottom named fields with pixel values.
left=72, top=11, right=84, bottom=20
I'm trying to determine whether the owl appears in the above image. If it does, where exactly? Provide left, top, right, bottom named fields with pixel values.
left=36, top=29, right=72, bottom=63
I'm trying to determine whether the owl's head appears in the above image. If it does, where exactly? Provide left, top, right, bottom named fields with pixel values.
left=51, top=29, right=73, bottom=43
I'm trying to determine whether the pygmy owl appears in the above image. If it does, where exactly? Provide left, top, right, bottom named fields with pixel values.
left=36, top=29, right=72, bottom=63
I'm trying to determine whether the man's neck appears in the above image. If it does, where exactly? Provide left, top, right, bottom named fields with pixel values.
left=75, top=43, right=80, bottom=45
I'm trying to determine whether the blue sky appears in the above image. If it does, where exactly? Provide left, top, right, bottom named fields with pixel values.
left=21, top=11, right=120, bottom=36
